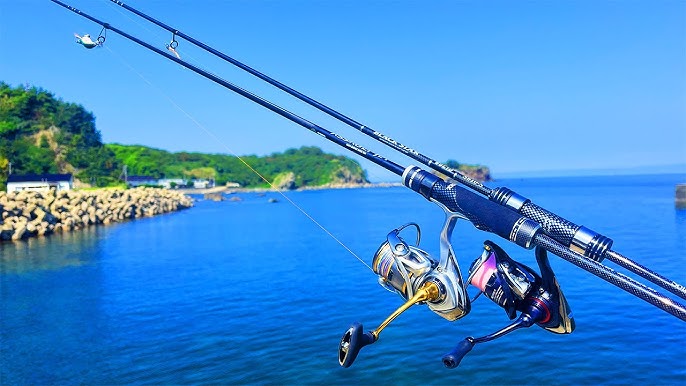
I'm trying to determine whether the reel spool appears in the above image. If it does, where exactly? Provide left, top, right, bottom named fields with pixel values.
left=339, top=212, right=471, bottom=368
left=442, top=241, right=575, bottom=369
left=372, top=223, right=433, bottom=299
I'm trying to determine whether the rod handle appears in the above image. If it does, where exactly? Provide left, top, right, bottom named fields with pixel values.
left=442, top=338, right=475, bottom=369
left=489, top=187, right=613, bottom=261
left=403, top=166, right=540, bottom=249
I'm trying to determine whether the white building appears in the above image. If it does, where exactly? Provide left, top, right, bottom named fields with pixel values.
left=158, top=178, right=187, bottom=189
left=126, top=175, right=158, bottom=187
left=193, top=179, right=212, bottom=189
left=6, top=173, right=73, bottom=192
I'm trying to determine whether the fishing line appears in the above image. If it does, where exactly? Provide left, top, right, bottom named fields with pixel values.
left=50, top=0, right=686, bottom=321
left=102, top=44, right=374, bottom=273
left=100, top=0, right=686, bottom=301
left=102, top=0, right=390, bottom=185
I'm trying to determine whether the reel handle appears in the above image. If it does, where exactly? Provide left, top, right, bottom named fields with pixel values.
left=338, top=282, right=440, bottom=367
left=338, top=322, right=376, bottom=368
left=442, top=338, right=474, bottom=369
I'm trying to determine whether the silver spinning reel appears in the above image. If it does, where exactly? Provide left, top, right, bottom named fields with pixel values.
left=339, top=210, right=471, bottom=367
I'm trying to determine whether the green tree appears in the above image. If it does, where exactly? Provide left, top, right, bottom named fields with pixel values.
left=0, top=82, right=120, bottom=187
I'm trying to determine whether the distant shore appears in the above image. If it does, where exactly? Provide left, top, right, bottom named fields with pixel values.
left=175, top=182, right=403, bottom=195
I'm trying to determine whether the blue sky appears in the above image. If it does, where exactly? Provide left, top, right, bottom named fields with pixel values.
left=1, top=0, right=684, bottom=180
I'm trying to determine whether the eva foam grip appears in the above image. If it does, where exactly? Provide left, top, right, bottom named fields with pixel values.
left=403, top=167, right=539, bottom=248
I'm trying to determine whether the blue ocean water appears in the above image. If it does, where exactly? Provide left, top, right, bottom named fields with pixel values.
left=1, top=174, right=685, bottom=385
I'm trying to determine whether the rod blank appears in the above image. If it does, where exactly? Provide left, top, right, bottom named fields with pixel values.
left=105, top=0, right=686, bottom=301
left=49, top=0, right=686, bottom=321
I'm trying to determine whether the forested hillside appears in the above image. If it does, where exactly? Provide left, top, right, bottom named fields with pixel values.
left=106, top=144, right=367, bottom=188
left=0, top=82, right=120, bottom=188
left=0, top=83, right=368, bottom=190
left=0, top=82, right=493, bottom=190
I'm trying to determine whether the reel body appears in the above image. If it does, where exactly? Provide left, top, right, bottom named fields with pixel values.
left=339, top=208, right=471, bottom=367
left=467, top=241, right=575, bottom=333
left=372, top=215, right=469, bottom=321
left=442, top=241, right=575, bottom=368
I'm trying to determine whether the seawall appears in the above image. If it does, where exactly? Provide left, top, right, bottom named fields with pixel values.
left=0, top=188, right=193, bottom=242
left=677, top=184, right=686, bottom=208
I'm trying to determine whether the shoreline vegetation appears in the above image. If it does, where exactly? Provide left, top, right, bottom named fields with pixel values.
left=1, top=82, right=492, bottom=243
left=1, top=82, right=490, bottom=192
left=176, top=181, right=404, bottom=195
left=0, top=187, right=193, bottom=242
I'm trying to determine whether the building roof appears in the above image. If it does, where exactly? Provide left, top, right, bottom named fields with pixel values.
left=7, top=173, right=73, bottom=183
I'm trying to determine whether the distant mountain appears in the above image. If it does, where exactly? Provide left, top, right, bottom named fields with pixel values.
left=495, top=163, right=686, bottom=179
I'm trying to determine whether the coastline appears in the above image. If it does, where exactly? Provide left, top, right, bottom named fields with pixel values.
left=0, top=187, right=193, bottom=242
left=176, top=182, right=404, bottom=195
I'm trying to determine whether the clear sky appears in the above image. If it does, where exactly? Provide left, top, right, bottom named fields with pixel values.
left=1, top=0, right=684, bottom=181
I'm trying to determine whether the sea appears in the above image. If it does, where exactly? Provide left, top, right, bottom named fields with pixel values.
left=1, top=174, right=685, bottom=385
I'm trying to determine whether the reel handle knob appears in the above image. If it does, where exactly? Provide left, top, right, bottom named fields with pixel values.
left=442, top=338, right=475, bottom=369
left=338, top=322, right=376, bottom=368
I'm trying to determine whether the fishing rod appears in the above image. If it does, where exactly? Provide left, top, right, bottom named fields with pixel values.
left=105, top=0, right=686, bottom=301
left=51, top=0, right=686, bottom=369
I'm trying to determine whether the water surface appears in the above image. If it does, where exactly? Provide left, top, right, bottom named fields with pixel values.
left=2, top=174, right=685, bottom=384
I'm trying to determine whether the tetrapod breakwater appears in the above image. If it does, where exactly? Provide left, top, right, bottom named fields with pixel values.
left=0, top=188, right=193, bottom=242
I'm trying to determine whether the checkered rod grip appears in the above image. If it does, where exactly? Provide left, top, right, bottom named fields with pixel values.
left=520, top=201, right=577, bottom=245
left=490, top=187, right=614, bottom=262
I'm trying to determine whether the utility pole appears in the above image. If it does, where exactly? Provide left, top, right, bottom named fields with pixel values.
left=8, top=161, right=11, bottom=175
left=119, top=165, right=129, bottom=184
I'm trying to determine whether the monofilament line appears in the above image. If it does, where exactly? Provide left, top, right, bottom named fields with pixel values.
left=103, top=45, right=374, bottom=273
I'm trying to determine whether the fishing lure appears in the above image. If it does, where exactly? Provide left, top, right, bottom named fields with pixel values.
left=74, top=33, right=100, bottom=48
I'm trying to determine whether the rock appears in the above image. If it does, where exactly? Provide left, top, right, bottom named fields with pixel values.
left=43, top=211, right=58, bottom=225
left=204, top=192, right=224, bottom=201
left=11, top=225, right=26, bottom=241
left=4, top=201, right=16, bottom=212
left=329, top=166, right=367, bottom=185
left=272, top=172, right=297, bottom=190
left=37, top=224, right=48, bottom=236
left=1, top=187, right=193, bottom=243
left=1, top=222, right=14, bottom=240
left=34, top=206, right=46, bottom=223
